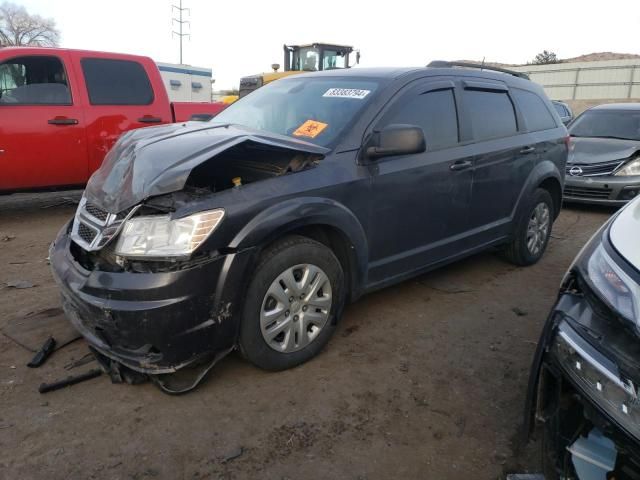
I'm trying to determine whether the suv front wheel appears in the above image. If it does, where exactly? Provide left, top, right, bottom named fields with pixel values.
left=504, top=188, right=554, bottom=266
left=239, top=235, right=345, bottom=371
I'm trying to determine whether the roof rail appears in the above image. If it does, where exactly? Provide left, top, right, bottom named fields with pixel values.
left=427, top=60, right=530, bottom=80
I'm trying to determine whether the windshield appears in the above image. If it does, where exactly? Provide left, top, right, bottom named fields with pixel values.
left=323, top=49, right=348, bottom=70
left=569, top=110, right=640, bottom=141
left=213, top=77, right=379, bottom=147
left=294, top=47, right=320, bottom=72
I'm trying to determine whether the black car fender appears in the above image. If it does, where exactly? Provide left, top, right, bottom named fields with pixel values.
left=227, top=196, right=369, bottom=299
left=512, top=159, right=564, bottom=227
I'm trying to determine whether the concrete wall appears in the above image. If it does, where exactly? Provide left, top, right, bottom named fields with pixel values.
left=512, top=59, right=640, bottom=101
left=511, top=59, right=640, bottom=107
left=157, top=63, right=213, bottom=102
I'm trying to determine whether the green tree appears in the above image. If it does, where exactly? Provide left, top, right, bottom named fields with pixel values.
left=533, top=50, right=559, bottom=65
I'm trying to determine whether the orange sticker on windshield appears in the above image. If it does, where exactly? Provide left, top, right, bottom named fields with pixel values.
left=293, top=120, right=328, bottom=138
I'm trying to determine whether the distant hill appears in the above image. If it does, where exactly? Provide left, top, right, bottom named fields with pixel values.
left=455, top=52, right=640, bottom=67
left=563, top=52, right=640, bottom=62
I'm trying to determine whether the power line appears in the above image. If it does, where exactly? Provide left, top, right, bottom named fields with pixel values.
left=172, top=0, right=190, bottom=64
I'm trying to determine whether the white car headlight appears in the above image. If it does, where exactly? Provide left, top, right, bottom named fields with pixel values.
left=615, top=157, right=640, bottom=176
left=114, top=209, right=225, bottom=258
left=587, top=243, right=640, bottom=325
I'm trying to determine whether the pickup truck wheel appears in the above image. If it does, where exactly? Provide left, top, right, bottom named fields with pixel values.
left=504, top=188, right=554, bottom=266
left=239, top=235, right=345, bottom=371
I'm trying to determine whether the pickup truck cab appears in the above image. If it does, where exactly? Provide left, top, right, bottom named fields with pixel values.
left=0, top=47, right=225, bottom=192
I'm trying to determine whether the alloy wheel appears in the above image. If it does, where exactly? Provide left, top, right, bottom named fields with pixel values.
left=526, top=202, right=550, bottom=256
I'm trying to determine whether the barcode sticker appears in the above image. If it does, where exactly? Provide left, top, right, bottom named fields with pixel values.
left=323, top=88, right=371, bottom=99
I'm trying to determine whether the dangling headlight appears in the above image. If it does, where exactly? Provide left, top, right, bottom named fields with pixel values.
left=114, top=209, right=225, bottom=258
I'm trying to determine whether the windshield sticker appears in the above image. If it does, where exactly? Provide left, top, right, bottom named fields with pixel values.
left=323, top=88, right=371, bottom=99
left=293, top=120, right=329, bottom=138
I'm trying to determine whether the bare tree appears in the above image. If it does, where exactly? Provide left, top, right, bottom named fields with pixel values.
left=532, top=50, right=559, bottom=65
left=0, top=2, right=60, bottom=47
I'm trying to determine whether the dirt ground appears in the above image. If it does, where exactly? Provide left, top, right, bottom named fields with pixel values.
left=0, top=191, right=615, bottom=480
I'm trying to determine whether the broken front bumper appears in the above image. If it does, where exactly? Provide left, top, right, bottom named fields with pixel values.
left=526, top=293, right=640, bottom=477
left=49, top=221, right=255, bottom=374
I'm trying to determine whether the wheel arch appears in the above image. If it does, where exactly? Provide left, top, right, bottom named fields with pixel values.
left=513, top=160, right=564, bottom=224
left=229, top=197, right=369, bottom=301
left=538, top=176, right=563, bottom=220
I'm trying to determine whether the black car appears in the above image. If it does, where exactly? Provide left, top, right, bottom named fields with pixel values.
left=49, top=62, right=568, bottom=390
left=565, top=103, right=640, bottom=206
left=552, top=100, right=574, bottom=126
left=526, top=196, right=640, bottom=479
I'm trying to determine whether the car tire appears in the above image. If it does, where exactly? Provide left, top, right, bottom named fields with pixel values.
left=504, top=188, right=554, bottom=266
left=238, top=235, right=345, bottom=371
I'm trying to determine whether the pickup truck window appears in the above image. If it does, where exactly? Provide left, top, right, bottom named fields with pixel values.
left=0, top=55, right=71, bottom=105
left=81, top=58, right=153, bottom=105
left=213, top=77, right=379, bottom=147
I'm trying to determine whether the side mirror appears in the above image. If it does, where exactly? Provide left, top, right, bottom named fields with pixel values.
left=365, top=124, right=426, bottom=160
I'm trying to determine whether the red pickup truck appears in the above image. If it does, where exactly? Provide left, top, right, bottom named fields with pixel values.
left=0, top=47, right=226, bottom=192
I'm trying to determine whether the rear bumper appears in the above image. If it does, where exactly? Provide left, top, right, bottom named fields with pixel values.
left=49, top=221, right=255, bottom=374
left=563, top=175, right=640, bottom=206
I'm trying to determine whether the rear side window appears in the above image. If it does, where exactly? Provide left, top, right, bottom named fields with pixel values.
left=81, top=58, right=153, bottom=105
left=0, top=55, right=71, bottom=105
left=553, top=102, right=567, bottom=117
left=383, top=89, right=459, bottom=150
left=464, top=89, right=517, bottom=140
left=512, top=89, right=557, bottom=131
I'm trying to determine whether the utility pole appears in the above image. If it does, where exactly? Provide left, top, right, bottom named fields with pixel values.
left=172, top=0, right=190, bottom=64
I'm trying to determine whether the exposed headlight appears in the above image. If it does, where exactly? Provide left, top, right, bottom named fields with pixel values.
left=114, top=209, right=224, bottom=258
left=615, top=157, right=640, bottom=176
left=551, top=322, right=640, bottom=441
left=586, top=243, right=640, bottom=325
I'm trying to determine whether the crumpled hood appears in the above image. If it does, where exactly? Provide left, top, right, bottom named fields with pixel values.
left=569, top=137, right=640, bottom=165
left=610, top=196, right=640, bottom=271
left=84, top=122, right=329, bottom=213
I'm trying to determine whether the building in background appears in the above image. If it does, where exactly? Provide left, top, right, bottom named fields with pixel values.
left=512, top=57, right=640, bottom=115
left=157, top=62, right=212, bottom=102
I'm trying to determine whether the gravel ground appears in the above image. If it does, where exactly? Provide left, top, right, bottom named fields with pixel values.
left=0, top=191, right=614, bottom=480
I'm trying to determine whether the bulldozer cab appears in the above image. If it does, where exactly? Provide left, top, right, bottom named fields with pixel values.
left=238, top=43, right=358, bottom=98
left=283, top=43, right=358, bottom=72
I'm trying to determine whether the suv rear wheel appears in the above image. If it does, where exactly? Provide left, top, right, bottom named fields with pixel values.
left=504, top=188, right=554, bottom=266
left=239, top=235, right=345, bottom=371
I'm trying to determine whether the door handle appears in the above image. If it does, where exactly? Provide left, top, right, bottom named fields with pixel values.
left=450, top=160, right=473, bottom=171
left=48, top=117, right=79, bottom=125
left=138, top=116, right=163, bottom=123
left=520, top=146, right=536, bottom=154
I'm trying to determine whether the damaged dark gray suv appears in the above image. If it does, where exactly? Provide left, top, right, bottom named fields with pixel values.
left=50, top=62, right=568, bottom=388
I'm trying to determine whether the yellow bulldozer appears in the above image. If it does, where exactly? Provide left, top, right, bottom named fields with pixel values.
left=238, top=43, right=359, bottom=98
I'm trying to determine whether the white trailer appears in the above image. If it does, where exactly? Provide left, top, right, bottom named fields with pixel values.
left=157, top=62, right=213, bottom=102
